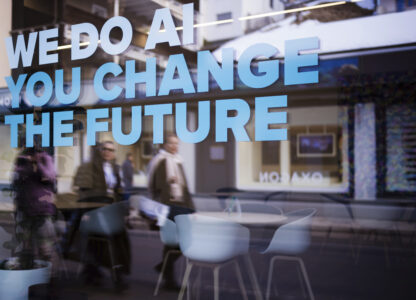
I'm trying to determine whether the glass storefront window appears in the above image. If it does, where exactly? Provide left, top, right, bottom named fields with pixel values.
left=0, top=1, right=415, bottom=299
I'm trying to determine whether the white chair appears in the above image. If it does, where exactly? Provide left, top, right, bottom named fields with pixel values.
left=175, top=214, right=250, bottom=300
left=238, top=202, right=284, bottom=252
left=153, top=218, right=182, bottom=296
left=261, top=208, right=317, bottom=300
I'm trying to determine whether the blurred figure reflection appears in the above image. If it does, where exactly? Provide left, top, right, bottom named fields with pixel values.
left=64, top=142, right=119, bottom=254
left=147, top=134, right=194, bottom=290
left=74, top=141, right=122, bottom=202
left=11, top=147, right=58, bottom=273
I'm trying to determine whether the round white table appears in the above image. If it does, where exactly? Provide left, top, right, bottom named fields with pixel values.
left=196, top=211, right=287, bottom=226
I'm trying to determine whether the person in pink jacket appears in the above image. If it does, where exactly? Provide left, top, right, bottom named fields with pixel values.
left=12, top=147, right=58, bottom=271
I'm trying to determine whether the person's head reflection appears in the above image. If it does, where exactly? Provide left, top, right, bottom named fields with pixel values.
left=100, top=141, right=116, bottom=162
left=162, top=134, right=179, bottom=155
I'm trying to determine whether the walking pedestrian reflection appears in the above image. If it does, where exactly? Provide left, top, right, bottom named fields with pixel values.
left=147, top=133, right=194, bottom=290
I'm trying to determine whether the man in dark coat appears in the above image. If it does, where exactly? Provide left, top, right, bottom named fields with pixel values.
left=147, top=135, right=194, bottom=212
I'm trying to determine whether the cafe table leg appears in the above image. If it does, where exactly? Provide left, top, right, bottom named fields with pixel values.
left=243, top=254, right=264, bottom=300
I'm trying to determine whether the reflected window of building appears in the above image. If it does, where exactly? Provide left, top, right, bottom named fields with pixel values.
left=237, top=105, right=349, bottom=192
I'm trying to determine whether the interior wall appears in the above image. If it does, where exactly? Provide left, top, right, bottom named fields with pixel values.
left=195, top=111, right=236, bottom=193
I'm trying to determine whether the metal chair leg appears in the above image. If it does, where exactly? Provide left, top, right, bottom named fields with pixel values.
left=186, top=259, right=191, bottom=300
left=178, top=262, right=193, bottom=300
left=243, top=254, right=264, bottom=300
left=213, top=266, right=220, bottom=300
left=234, top=260, right=248, bottom=300
left=266, top=256, right=278, bottom=300
left=296, top=262, right=307, bottom=298
left=268, top=256, right=315, bottom=300
left=297, top=257, right=315, bottom=300
left=154, top=249, right=181, bottom=296
left=320, top=227, right=333, bottom=253
left=154, top=253, right=169, bottom=296
left=186, top=258, right=192, bottom=300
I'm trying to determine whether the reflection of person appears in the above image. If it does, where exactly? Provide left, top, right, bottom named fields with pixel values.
left=12, top=148, right=58, bottom=272
left=147, top=134, right=194, bottom=290
left=71, top=142, right=130, bottom=289
left=73, top=141, right=122, bottom=202
left=122, top=153, right=134, bottom=193
left=147, top=134, right=193, bottom=211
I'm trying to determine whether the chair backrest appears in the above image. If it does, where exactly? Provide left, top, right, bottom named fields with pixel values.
left=262, top=208, right=316, bottom=255
left=160, top=219, right=179, bottom=247
left=175, top=214, right=250, bottom=263
left=80, top=201, right=128, bottom=236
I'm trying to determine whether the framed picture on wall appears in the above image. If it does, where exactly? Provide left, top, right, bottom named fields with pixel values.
left=297, top=133, right=336, bottom=157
